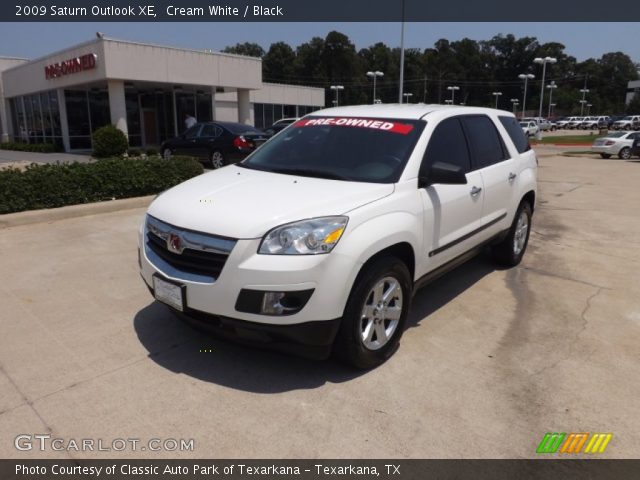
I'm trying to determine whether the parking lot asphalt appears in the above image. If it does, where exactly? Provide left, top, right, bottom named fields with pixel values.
left=0, top=147, right=639, bottom=459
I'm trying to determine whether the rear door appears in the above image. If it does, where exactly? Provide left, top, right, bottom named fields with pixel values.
left=419, top=117, right=484, bottom=268
left=174, top=125, right=202, bottom=156
left=461, top=115, right=517, bottom=241
left=198, top=124, right=223, bottom=158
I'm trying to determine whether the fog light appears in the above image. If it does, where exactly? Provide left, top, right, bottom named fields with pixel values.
left=262, top=292, right=286, bottom=315
left=235, top=289, right=315, bottom=316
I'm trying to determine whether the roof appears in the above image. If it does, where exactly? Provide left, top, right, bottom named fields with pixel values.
left=309, top=103, right=513, bottom=120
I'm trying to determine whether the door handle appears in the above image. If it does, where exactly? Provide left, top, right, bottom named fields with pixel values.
left=470, top=186, right=482, bottom=197
left=508, top=172, right=517, bottom=181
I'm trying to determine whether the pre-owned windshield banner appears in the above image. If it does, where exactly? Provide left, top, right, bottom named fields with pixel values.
left=295, top=118, right=415, bottom=135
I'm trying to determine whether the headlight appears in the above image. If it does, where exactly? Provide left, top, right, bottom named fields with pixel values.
left=259, top=216, right=348, bottom=255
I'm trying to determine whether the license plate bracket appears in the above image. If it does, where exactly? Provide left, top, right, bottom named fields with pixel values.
left=152, top=274, right=186, bottom=312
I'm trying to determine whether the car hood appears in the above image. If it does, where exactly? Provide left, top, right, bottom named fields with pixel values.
left=146, top=165, right=394, bottom=238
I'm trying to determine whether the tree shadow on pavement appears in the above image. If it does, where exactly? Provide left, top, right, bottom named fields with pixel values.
left=134, top=252, right=499, bottom=394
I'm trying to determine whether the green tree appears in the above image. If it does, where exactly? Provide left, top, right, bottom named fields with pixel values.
left=262, top=42, right=296, bottom=82
left=222, top=42, right=265, bottom=58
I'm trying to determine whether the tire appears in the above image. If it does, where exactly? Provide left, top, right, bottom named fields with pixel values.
left=163, top=148, right=172, bottom=160
left=334, top=257, right=412, bottom=369
left=492, top=201, right=532, bottom=267
left=619, top=147, right=631, bottom=160
left=208, top=150, right=225, bottom=169
left=600, top=153, right=611, bottom=159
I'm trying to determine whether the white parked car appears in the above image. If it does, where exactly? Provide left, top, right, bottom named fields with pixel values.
left=522, top=117, right=551, bottom=131
left=591, top=131, right=640, bottom=159
left=139, top=105, right=538, bottom=368
left=555, top=117, right=576, bottom=129
left=580, top=116, right=610, bottom=130
left=611, top=115, right=640, bottom=131
left=520, top=121, right=539, bottom=137
left=566, top=117, right=586, bottom=129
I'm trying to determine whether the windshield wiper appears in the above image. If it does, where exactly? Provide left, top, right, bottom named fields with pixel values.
left=269, top=168, right=349, bottom=181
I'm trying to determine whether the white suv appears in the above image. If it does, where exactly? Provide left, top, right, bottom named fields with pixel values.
left=139, top=105, right=538, bottom=368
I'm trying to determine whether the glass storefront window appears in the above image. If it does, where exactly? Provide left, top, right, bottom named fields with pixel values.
left=88, top=89, right=110, bottom=133
left=49, top=91, right=62, bottom=137
left=65, top=89, right=91, bottom=149
left=176, top=92, right=196, bottom=133
left=196, top=92, right=212, bottom=123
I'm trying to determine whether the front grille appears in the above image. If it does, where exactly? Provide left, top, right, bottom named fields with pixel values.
left=144, top=215, right=237, bottom=283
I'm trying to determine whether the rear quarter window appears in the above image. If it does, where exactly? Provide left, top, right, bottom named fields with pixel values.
left=499, top=116, right=531, bottom=154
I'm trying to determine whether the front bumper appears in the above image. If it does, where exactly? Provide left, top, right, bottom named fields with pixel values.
left=171, top=300, right=339, bottom=359
left=138, top=220, right=361, bottom=353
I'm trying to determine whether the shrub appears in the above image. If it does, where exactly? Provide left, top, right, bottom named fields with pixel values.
left=127, top=148, right=142, bottom=157
left=145, top=148, right=158, bottom=156
left=0, top=156, right=203, bottom=214
left=92, top=125, right=128, bottom=158
left=0, top=142, right=57, bottom=153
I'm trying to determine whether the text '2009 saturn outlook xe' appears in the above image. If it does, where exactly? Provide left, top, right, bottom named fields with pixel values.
left=139, top=104, right=537, bottom=368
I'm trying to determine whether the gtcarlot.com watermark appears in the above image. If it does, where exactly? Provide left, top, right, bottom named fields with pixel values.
left=15, top=434, right=195, bottom=452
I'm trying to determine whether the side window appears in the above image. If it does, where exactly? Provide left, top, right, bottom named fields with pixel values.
left=184, top=125, right=201, bottom=139
left=463, top=116, right=509, bottom=168
left=200, top=124, right=217, bottom=137
left=421, top=117, right=471, bottom=175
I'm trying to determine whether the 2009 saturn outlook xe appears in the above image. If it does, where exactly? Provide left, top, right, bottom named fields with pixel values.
left=139, top=104, right=537, bottom=368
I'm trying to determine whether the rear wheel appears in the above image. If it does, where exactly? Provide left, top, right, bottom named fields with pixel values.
left=492, top=202, right=532, bottom=267
left=334, top=257, right=412, bottom=369
left=209, top=150, right=225, bottom=169
left=619, top=147, right=631, bottom=160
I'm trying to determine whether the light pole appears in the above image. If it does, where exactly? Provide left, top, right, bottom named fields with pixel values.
left=398, top=0, right=406, bottom=103
left=330, top=85, right=344, bottom=107
left=444, top=99, right=453, bottom=105
left=546, top=81, right=558, bottom=118
left=579, top=88, right=590, bottom=116
left=492, top=91, right=502, bottom=109
left=447, top=85, right=460, bottom=104
left=587, top=103, right=592, bottom=116
left=534, top=57, right=557, bottom=120
left=549, top=103, right=556, bottom=117
left=518, top=73, right=535, bottom=118
left=510, top=98, right=519, bottom=114
left=366, top=71, right=384, bottom=105
left=403, top=93, right=413, bottom=103
left=579, top=99, right=587, bottom=115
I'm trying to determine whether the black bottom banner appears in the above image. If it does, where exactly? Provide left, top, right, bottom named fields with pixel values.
left=2, top=459, right=639, bottom=480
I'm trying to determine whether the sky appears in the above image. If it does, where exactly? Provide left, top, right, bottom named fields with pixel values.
left=0, top=22, right=639, bottom=64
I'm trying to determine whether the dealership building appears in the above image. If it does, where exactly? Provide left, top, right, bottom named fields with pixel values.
left=0, top=37, right=325, bottom=151
left=627, top=79, right=640, bottom=105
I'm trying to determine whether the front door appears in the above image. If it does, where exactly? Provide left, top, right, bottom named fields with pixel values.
left=419, top=116, right=484, bottom=270
left=142, top=109, right=158, bottom=148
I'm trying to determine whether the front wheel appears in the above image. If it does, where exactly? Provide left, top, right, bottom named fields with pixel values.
left=619, top=147, right=631, bottom=160
left=600, top=153, right=611, bottom=159
left=492, top=202, right=532, bottom=267
left=334, top=257, right=412, bottom=369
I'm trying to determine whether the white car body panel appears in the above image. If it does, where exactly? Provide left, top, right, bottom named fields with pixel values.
left=139, top=104, right=537, bottom=331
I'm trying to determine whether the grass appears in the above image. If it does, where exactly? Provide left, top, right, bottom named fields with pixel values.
left=531, top=134, right=601, bottom=145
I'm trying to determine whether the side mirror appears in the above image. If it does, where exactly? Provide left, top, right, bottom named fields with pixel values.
left=418, top=161, right=467, bottom=188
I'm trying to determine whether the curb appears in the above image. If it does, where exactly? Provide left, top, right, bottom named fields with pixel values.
left=0, top=195, right=155, bottom=229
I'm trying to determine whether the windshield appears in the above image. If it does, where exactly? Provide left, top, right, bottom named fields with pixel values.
left=519, top=122, right=528, bottom=127
left=621, top=116, right=633, bottom=121
left=239, top=116, right=425, bottom=183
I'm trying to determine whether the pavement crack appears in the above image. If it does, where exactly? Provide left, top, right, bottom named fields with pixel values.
left=0, top=364, right=74, bottom=459
left=529, top=287, right=603, bottom=378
